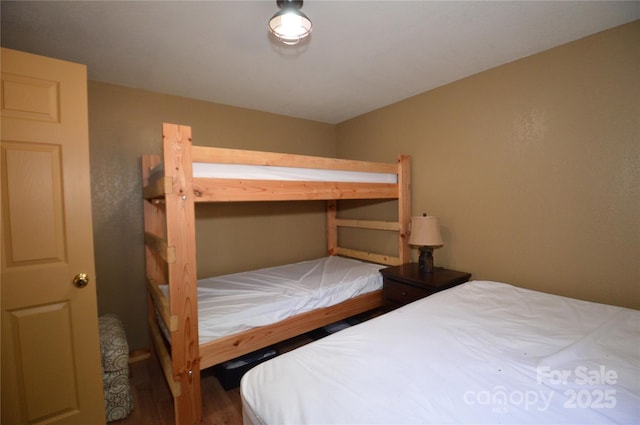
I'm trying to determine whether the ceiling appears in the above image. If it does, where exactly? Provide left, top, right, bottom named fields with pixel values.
left=2, top=1, right=639, bottom=124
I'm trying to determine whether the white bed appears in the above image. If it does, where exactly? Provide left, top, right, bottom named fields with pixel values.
left=240, top=280, right=640, bottom=425
left=160, top=256, right=385, bottom=344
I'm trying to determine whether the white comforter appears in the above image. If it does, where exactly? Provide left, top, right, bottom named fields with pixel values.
left=240, top=281, right=640, bottom=424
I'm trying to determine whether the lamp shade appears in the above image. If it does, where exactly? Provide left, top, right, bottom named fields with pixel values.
left=409, top=216, right=443, bottom=247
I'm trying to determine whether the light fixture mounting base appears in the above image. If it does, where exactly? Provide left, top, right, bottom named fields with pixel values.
left=277, top=0, right=303, bottom=9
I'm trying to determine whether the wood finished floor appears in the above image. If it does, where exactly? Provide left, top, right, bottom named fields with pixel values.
left=115, top=334, right=315, bottom=425
left=115, top=311, right=382, bottom=425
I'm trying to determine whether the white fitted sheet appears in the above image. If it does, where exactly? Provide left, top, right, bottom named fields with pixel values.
left=240, top=281, right=640, bottom=425
left=160, top=256, right=384, bottom=345
left=193, top=163, right=397, bottom=183
left=151, top=162, right=397, bottom=183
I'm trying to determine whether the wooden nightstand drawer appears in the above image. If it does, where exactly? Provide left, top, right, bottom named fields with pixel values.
left=383, top=279, right=434, bottom=305
left=380, top=264, right=471, bottom=310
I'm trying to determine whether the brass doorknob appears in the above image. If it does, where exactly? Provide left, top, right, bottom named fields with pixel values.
left=73, top=273, right=89, bottom=288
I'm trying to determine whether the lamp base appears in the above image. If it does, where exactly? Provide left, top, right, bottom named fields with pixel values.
left=418, top=246, right=435, bottom=273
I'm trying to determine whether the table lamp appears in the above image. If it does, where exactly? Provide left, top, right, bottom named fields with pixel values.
left=408, top=214, right=443, bottom=273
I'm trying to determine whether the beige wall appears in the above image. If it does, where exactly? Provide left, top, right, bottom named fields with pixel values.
left=88, top=83, right=335, bottom=350
left=337, top=21, right=640, bottom=309
left=89, top=21, right=639, bottom=351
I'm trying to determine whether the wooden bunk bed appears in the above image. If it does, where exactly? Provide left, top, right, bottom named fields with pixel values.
left=141, top=123, right=411, bottom=424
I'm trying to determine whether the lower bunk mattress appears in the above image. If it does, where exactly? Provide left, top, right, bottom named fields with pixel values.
left=160, top=256, right=384, bottom=344
left=240, top=280, right=640, bottom=425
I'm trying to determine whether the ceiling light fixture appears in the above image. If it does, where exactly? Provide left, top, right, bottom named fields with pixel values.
left=268, top=0, right=312, bottom=45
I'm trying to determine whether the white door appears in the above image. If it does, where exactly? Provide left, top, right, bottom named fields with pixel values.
left=1, top=48, right=106, bottom=425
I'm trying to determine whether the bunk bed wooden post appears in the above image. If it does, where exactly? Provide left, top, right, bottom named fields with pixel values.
left=326, top=200, right=338, bottom=255
left=162, top=123, right=202, bottom=425
left=397, top=154, right=411, bottom=264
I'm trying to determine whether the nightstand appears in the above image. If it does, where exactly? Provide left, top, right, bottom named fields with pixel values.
left=380, top=263, right=471, bottom=309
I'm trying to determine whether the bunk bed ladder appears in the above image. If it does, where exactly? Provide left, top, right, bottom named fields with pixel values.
left=326, top=154, right=411, bottom=265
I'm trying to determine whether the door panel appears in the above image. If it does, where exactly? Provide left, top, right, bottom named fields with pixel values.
left=1, top=48, right=105, bottom=425
left=2, top=142, right=65, bottom=265
left=1, top=73, right=60, bottom=122
left=8, top=302, right=77, bottom=422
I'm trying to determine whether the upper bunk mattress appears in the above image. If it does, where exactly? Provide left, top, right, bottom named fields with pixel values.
left=193, top=163, right=397, bottom=183
left=149, top=162, right=397, bottom=183
left=160, top=256, right=384, bottom=345
left=240, top=280, right=640, bottom=425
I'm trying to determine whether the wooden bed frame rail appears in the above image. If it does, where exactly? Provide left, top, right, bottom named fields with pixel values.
left=141, top=123, right=411, bottom=424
